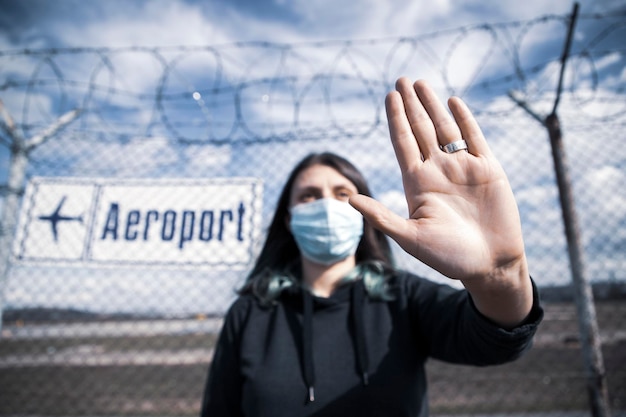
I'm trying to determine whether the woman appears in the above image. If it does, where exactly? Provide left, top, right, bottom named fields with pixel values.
left=200, top=78, right=543, bottom=416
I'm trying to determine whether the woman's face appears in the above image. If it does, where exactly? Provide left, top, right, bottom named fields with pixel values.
left=289, top=164, right=358, bottom=208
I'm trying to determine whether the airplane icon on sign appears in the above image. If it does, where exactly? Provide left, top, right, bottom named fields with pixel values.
left=38, top=196, right=83, bottom=241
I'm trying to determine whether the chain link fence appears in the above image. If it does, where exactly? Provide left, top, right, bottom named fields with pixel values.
left=1, top=9, right=625, bottom=416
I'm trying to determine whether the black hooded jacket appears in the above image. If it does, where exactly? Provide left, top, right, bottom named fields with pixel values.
left=201, top=271, right=543, bottom=417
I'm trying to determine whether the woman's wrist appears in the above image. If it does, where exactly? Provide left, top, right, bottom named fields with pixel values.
left=462, top=255, right=533, bottom=329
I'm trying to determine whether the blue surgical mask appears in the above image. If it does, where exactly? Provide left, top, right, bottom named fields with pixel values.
left=289, top=198, right=364, bottom=265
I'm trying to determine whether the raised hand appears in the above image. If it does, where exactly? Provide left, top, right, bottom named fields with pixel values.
left=350, top=78, right=533, bottom=326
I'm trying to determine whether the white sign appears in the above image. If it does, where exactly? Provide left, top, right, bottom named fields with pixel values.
left=12, top=177, right=263, bottom=269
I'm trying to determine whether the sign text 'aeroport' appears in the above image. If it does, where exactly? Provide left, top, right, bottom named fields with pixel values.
left=12, top=177, right=263, bottom=269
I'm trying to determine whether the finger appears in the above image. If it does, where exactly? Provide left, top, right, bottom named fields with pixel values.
left=385, top=88, right=422, bottom=173
left=394, top=78, right=439, bottom=159
left=349, top=194, right=410, bottom=245
left=448, top=96, right=492, bottom=157
left=413, top=80, right=463, bottom=152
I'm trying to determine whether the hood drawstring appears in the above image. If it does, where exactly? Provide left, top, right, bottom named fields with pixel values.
left=300, top=280, right=370, bottom=404
left=351, top=280, right=370, bottom=386
left=302, top=289, right=316, bottom=403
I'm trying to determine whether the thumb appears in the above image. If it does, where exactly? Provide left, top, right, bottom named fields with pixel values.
left=349, top=194, right=408, bottom=243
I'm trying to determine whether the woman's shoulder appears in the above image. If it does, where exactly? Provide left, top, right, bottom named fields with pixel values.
left=229, top=292, right=256, bottom=309
left=225, top=290, right=285, bottom=319
left=222, top=293, right=259, bottom=323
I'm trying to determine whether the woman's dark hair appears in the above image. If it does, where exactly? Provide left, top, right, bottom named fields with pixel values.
left=240, top=152, right=393, bottom=297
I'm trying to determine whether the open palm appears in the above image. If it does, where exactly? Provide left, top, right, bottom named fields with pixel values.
left=350, top=78, right=526, bottom=282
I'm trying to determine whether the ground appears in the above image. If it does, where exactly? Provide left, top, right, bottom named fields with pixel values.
left=0, top=301, right=624, bottom=415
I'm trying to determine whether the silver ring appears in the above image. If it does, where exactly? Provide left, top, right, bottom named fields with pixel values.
left=442, top=139, right=468, bottom=154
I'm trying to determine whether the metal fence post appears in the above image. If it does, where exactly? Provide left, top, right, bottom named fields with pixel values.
left=509, top=3, right=612, bottom=415
left=545, top=113, right=611, bottom=417
left=0, top=101, right=80, bottom=331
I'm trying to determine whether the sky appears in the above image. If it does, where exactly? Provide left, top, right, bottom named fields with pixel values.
left=0, top=0, right=623, bottom=49
left=0, top=0, right=625, bottom=315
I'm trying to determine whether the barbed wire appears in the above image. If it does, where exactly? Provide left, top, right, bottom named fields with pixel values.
left=0, top=10, right=624, bottom=151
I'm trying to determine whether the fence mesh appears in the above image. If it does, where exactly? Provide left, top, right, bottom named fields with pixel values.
left=1, top=9, right=625, bottom=416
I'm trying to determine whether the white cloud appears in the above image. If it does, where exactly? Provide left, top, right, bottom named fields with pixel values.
left=593, top=52, right=623, bottom=72
left=578, top=166, right=626, bottom=226
left=57, top=2, right=218, bottom=47
left=184, top=145, right=232, bottom=175
left=8, top=0, right=588, bottom=50
left=42, top=135, right=179, bottom=178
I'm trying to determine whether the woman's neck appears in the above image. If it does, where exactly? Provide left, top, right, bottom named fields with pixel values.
left=301, top=256, right=356, bottom=298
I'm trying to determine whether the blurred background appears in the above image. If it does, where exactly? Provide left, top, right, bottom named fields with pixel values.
left=0, top=0, right=624, bottom=415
